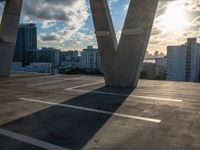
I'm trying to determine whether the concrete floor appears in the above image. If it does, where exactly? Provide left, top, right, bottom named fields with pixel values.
left=0, top=72, right=200, bottom=150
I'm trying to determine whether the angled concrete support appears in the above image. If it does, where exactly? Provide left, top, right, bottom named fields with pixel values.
left=90, top=0, right=158, bottom=88
left=0, top=0, right=23, bottom=76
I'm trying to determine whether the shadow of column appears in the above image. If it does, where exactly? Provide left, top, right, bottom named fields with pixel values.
left=0, top=86, right=133, bottom=150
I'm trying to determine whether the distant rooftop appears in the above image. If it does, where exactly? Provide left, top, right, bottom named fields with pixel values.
left=19, top=23, right=36, bottom=27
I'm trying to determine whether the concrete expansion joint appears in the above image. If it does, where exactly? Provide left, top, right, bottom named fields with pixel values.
left=122, top=28, right=144, bottom=36
left=95, top=30, right=110, bottom=36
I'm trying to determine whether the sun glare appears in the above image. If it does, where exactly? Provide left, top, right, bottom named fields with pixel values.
left=161, top=3, right=188, bottom=32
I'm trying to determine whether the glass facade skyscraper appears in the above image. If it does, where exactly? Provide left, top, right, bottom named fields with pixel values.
left=13, top=23, right=37, bottom=66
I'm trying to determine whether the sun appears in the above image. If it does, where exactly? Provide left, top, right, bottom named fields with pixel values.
left=161, top=2, right=188, bottom=32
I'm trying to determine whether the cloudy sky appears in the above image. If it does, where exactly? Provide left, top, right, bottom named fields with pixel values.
left=1, top=0, right=200, bottom=54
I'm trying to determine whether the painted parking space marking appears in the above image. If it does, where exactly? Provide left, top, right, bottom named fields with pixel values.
left=0, top=128, right=70, bottom=150
left=66, top=89, right=183, bottom=102
left=28, top=78, right=83, bottom=87
left=0, top=75, right=61, bottom=84
left=67, top=81, right=104, bottom=90
left=19, top=98, right=161, bottom=123
left=66, top=81, right=183, bottom=103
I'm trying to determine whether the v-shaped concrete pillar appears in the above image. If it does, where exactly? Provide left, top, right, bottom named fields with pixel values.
left=90, top=0, right=158, bottom=88
left=0, top=0, right=23, bottom=76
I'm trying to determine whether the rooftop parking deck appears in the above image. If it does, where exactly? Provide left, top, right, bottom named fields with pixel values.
left=0, top=72, right=200, bottom=150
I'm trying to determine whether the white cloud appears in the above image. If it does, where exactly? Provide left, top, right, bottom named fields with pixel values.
left=1, top=0, right=200, bottom=53
left=20, top=0, right=90, bottom=50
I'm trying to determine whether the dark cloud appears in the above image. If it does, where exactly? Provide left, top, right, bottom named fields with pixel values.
left=151, top=27, right=162, bottom=36
left=22, top=0, right=78, bottom=21
left=40, top=35, right=57, bottom=41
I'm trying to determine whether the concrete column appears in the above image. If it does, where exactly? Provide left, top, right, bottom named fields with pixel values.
left=90, top=0, right=158, bottom=88
left=0, top=0, right=23, bottom=76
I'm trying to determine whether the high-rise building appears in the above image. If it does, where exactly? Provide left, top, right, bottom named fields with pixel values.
left=155, top=57, right=167, bottom=80
left=155, top=56, right=167, bottom=80
left=60, top=50, right=81, bottom=69
left=80, top=46, right=102, bottom=72
left=25, top=47, right=60, bottom=67
left=167, top=38, right=200, bottom=82
left=13, top=23, right=37, bottom=66
left=60, top=50, right=79, bottom=62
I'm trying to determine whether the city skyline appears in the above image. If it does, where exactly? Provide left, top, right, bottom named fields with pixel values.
left=1, top=1, right=200, bottom=149
left=1, top=0, right=200, bottom=53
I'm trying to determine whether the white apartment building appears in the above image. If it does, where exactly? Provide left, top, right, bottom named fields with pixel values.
left=167, top=38, right=200, bottom=82
left=80, top=46, right=102, bottom=72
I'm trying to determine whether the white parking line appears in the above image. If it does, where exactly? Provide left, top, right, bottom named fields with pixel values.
left=0, top=75, right=61, bottom=84
left=28, top=78, right=83, bottom=86
left=67, top=81, right=104, bottom=90
left=66, top=81, right=183, bottom=102
left=10, top=75, right=18, bottom=77
left=133, top=95, right=183, bottom=102
left=0, top=128, right=70, bottom=150
left=66, top=89, right=183, bottom=102
left=19, top=98, right=161, bottom=123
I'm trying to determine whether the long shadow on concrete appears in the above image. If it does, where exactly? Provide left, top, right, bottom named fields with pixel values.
left=0, top=86, right=133, bottom=150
